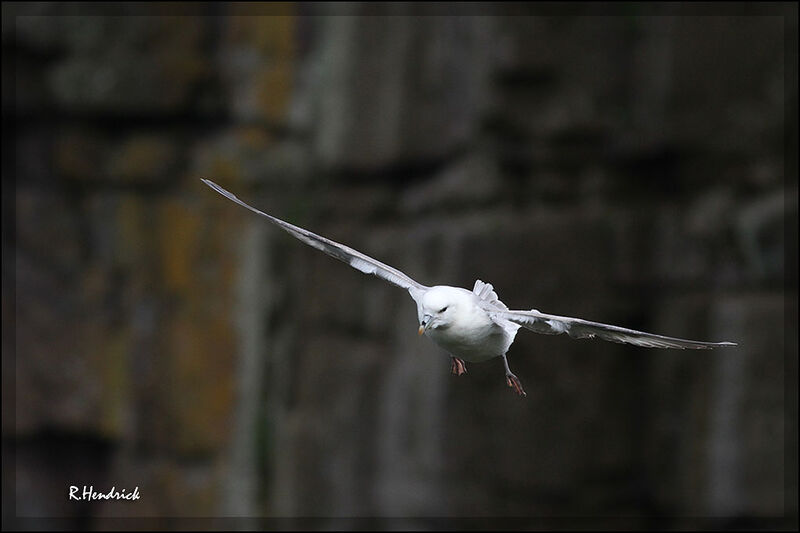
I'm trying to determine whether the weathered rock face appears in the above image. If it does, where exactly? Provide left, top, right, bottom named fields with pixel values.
left=5, top=5, right=795, bottom=530
left=304, top=13, right=497, bottom=171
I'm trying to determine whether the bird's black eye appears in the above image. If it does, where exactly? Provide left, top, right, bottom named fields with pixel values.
left=439, top=306, right=448, bottom=313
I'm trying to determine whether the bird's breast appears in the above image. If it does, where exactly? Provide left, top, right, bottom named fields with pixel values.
left=426, top=309, right=509, bottom=363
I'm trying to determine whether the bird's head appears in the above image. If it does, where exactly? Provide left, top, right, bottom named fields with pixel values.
left=417, top=286, right=462, bottom=335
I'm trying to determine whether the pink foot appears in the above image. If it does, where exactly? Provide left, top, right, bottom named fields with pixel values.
left=450, top=357, right=468, bottom=376
left=506, top=374, right=527, bottom=397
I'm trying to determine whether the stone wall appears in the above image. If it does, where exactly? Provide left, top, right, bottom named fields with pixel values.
left=4, top=4, right=796, bottom=530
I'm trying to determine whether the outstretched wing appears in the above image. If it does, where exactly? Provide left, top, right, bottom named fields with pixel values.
left=202, top=179, right=430, bottom=298
left=488, top=308, right=737, bottom=349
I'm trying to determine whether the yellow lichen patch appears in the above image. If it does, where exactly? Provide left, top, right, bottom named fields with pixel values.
left=159, top=199, right=203, bottom=293
left=167, top=305, right=236, bottom=456
left=157, top=188, right=243, bottom=456
left=256, top=62, right=294, bottom=123
left=207, top=155, right=243, bottom=185
left=95, top=327, right=131, bottom=439
left=108, top=135, right=177, bottom=183
left=152, top=16, right=210, bottom=106
left=237, top=126, right=275, bottom=152
left=116, top=194, right=149, bottom=269
left=226, top=13, right=295, bottom=59
left=203, top=189, right=242, bottom=289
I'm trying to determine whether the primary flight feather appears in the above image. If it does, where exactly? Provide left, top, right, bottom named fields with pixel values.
left=202, top=178, right=736, bottom=397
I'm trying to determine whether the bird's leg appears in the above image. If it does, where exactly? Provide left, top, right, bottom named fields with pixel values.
left=450, top=356, right=468, bottom=376
left=501, top=354, right=526, bottom=397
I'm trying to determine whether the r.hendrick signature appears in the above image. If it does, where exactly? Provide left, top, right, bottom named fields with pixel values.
left=69, top=485, right=140, bottom=501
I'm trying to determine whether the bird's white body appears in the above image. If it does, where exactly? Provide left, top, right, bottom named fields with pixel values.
left=419, top=286, right=516, bottom=363
left=202, top=178, right=737, bottom=397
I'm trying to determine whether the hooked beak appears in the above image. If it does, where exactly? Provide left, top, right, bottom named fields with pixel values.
left=418, top=314, right=432, bottom=336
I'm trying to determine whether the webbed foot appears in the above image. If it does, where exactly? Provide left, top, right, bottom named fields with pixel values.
left=505, top=373, right=526, bottom=397
left=450, top=357, right=468, bottom=376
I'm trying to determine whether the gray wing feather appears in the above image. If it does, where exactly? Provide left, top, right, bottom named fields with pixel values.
left=490, top=308, right=737, bottom=349
left=202, top=179, right=429, bottom=297
left=472, top=280, right=509, bottom=310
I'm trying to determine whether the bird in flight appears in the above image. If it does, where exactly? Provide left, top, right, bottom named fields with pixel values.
left=202, top=179, right=736, bottom=397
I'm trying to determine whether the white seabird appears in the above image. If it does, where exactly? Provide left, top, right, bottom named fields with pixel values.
left=202, top=179, right=736, bottom=397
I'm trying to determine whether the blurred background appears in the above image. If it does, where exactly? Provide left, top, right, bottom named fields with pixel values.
left=3, top=3, right=797, bottom=530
